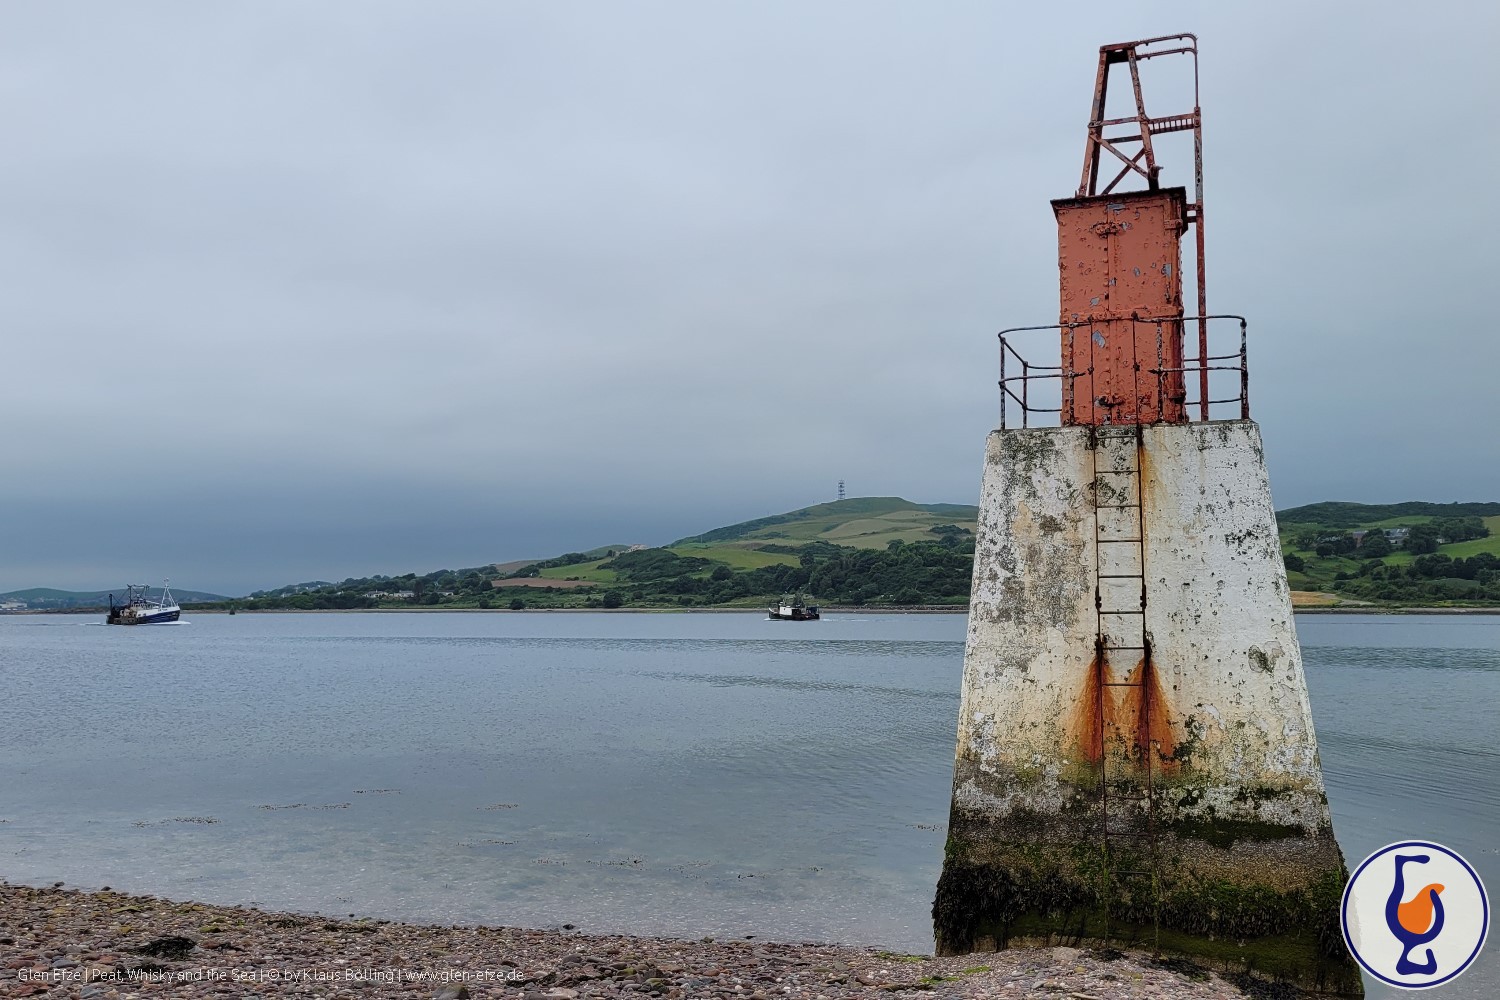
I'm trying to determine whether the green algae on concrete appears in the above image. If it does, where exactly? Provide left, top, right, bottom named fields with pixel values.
left=933, top=833, right=1361, bottom=996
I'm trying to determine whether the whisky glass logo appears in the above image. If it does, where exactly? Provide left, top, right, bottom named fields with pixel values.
left=1342, top=840, right=1488, bottom=989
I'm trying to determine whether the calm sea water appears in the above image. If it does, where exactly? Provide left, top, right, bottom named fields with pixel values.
left=1, top=611, right=1495, bottom=997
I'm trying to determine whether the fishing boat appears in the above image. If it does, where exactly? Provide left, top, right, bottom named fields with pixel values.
left=106, top=582, right=181, bottom=625
left=769, top=594, right=820, bottom=621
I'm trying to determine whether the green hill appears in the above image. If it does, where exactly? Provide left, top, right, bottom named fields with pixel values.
left=663, top=498, right=978, bottom=577
left=212, top=497, right=979, bottom=611
left=186, top=496, right=1499, bottom=613
left=674, top=496, right=978, bottom=547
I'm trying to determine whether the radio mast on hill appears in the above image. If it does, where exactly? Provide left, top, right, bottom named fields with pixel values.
left=837, top=480, right=846, bottom=502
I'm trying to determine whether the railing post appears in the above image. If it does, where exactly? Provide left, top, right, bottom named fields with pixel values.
left=999, top=335, right=1007, bottom=430
left=1198, top=315, right=1209, bottom=423
left=1239, top=318, right=1249, bottom=420
left=1021, top=359, right=1030, bottom=428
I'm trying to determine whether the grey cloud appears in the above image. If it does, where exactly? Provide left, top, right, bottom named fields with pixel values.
left=1, top=1, right=1495, bottom=594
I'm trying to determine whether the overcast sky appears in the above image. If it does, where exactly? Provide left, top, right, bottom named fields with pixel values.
left=2, top=2, right=1496, bottom=596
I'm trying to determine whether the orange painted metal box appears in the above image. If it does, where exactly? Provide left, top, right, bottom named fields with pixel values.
left=1052, top=187, right=1187, bottom=425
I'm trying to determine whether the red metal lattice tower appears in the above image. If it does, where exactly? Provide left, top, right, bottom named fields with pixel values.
left=1057, top=34, right=1206, bottom=426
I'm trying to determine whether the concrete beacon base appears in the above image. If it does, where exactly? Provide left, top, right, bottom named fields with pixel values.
left=934, top=420, right=1362, bottom=997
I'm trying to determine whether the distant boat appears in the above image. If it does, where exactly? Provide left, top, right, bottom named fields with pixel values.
left=106, top=582, right=181, bottom=625
left=769, top=594, right=820, bottom=621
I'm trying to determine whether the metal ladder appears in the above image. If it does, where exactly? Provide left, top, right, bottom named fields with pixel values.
left=1088, top=420, right=1161, bottom=953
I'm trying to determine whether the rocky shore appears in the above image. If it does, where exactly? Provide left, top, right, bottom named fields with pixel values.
left=0, top=882, right=1288, bottom=999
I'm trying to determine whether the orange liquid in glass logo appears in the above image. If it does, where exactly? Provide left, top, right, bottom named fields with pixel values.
left=1342, top=840, right=1489, bottom=989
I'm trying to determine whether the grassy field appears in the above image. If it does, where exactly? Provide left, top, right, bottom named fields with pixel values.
left=1278, top=509, right=1498, bottom=606
left=1436, top=518, right=1500, bottom=557
left=1396, top=515, right=1500, bottom=560
left=674, top=497, right=978, bottom=551
left=533, top=546, right=800, bottom=581
left=537, top=559, right=619, bottom=583
left=1287, top=515, right=1500, bottom=570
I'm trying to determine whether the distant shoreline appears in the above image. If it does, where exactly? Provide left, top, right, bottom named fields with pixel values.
left=1291, top=606, right=1500, bottom=615
left=9, top=605, right=1499, bottom=617
left=12, top=606, right=969, bottom=616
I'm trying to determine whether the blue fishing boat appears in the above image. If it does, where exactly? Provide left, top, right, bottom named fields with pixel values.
left=106, top=582, right=181, bottom=625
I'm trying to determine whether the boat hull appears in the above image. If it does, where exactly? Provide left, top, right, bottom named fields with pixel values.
left=106, top=608, right=180, bottom=625
left=768, top=608, right=820, bottom=621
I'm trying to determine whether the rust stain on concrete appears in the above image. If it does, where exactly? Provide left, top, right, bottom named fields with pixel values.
left=1069, top=652, right=1176, bottom=773
left=1122, top=657, right=1177, bottom=772
left=1070, top=652, right=1106, bottom=764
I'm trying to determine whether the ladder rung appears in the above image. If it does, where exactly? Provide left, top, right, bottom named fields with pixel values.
left=1099, top=609, right=1145, bottom=615
left=1094, top=504, right=1141, bottom=510
left=1098, top=573, right=1144, bottom=579
left=1095, top=468, right=1140, bottom=475
left=1096, top=536, right=1142, bottom=543
left=1101, top=644, right=1146, bottom=651
left=1104, top=682, right=1144, bottom=688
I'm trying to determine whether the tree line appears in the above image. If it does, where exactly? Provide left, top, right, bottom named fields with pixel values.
left=199, top=529, right=979, bottom=612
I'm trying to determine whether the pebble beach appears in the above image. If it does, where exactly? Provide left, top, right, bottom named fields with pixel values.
left=0, top=882, right=1284, bottom=999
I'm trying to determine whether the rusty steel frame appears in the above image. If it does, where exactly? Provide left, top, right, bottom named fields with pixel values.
left=1078, top=34, right=1209, bottom=421
left=997, top=315, right=1247, bottom=430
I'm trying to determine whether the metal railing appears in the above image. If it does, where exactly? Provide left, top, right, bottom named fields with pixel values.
left=998, top=314, right=1248, bottom=429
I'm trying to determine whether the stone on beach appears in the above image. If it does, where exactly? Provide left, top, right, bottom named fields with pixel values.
left=0, top=881, right=1264, bottom=998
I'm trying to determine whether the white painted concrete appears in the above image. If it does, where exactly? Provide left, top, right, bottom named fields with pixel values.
left=953, top=419, right=1332, bottom=830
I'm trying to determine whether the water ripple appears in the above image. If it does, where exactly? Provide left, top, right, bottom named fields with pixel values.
left=1305, top=646, right=1500, bottom=671
left=634, top=669, right=959, bottom=700
left=1319, top=729, right=1500, bottom=760
left=268, top=635, right=966, bottom=657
